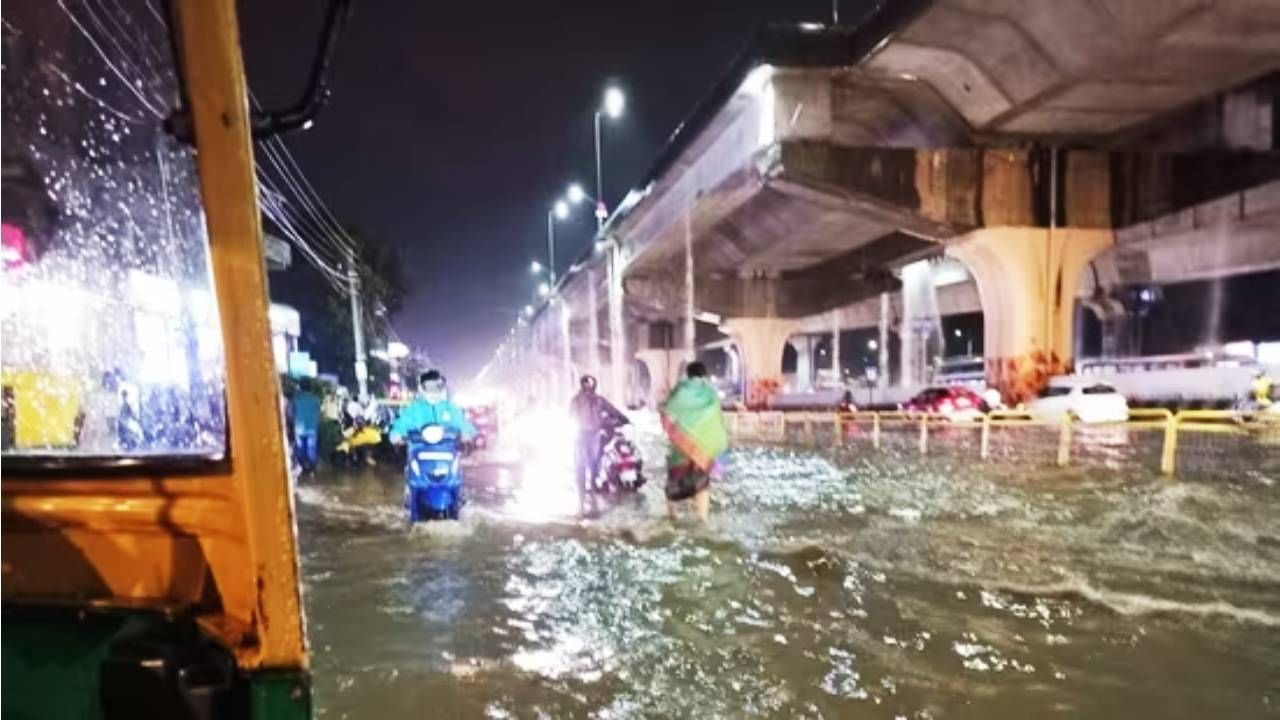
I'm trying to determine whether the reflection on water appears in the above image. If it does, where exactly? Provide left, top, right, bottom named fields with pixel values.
left=297, top=430, right=1280, bottom=719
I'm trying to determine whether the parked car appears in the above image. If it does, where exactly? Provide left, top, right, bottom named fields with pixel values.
left=1028, top=378, right=1129, bottom=424
left=903, top=386, right=988, bottom=420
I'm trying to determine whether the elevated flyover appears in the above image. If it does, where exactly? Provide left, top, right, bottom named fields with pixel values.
left=505, top=1, right=1280, bottom=405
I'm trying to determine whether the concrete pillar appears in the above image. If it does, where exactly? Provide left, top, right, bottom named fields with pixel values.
left=877, top=292, right=890, bottom=389
left=830, top=313, right=841, bottom=389
left=724, top=317, right=799, bottom=408
left=727, top=344, right=743, bottom=397
left=559, top=300, right=573, bottom=403
left=607, top=244, right=626, bottom=403
left=948, top=227, right=1113, bottom=403
left=899, top=260, right=941, bottom=388
left=683, top=203, right=697, bottom=361
left=1081, top=295, right=1129, bottom=359
left=793, top=335, right=814, bottom=392
left=586, top=269, right=600, bottom=380
left=634, top=348, right=681, bottom=409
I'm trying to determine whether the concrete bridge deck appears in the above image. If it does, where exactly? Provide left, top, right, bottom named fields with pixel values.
left=501, top=0, right=1280, bottom=406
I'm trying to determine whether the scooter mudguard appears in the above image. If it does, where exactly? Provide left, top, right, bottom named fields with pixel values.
left=424, top=483, right=456, bottom=512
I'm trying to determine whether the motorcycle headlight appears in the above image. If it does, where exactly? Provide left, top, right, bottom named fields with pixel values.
left=422, top=426, right=446, bottom=444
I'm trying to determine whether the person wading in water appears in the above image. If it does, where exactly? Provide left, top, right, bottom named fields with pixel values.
left=660, top=361, right=729, bottom=522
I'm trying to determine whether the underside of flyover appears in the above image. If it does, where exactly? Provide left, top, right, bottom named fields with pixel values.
left=505, top=1, right=1280, bottom=406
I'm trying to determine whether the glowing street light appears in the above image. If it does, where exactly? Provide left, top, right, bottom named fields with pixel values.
left=553, top=199, right=570, bottom=220
left=538, top=282, right=550, bottom=297
left=524, top=305, right=534, bottom=317
left=602, top=86, right=625, bottom=119
left=867, top=339, right=879, bottom=351
left=530, top=260, right=543, bottom=275
left=567, top=182, right=587, bottom=205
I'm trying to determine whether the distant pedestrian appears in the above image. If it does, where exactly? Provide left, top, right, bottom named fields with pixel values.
left=78, top=369, right=122, bottom=453
left=291, top=379, right=322, bottom=473
left=660, top=361, right=729, bottom=522
left=116, top=383, right=144, bottom=451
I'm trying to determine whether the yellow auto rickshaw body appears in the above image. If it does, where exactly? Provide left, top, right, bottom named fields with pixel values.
left=3, top=0, right=313, bottom=716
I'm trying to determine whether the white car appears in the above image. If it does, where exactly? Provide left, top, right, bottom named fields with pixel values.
left=1029, top=378, right=1129, bottom=424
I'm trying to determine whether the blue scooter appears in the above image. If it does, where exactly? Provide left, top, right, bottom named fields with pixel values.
left=405, top=424, right=464, bottom=521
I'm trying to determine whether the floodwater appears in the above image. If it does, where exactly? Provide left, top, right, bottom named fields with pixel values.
left=296, top=420, right=1280, bottom=719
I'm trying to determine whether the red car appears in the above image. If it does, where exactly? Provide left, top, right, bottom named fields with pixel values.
left=903, top=386, right=989, bottom=420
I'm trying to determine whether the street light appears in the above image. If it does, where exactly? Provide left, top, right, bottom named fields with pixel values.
left=524, top=304, right=534, bottom=317
left=538, top=282, right=550, bottom=297
left=594, top=85, right=626, bottom=230
left=567, top=182, right=587, bottom=205
left=868, top=339, right=879, bottom=351
left=553, top=199, right=570, bottom=220
left=530, top=260, right=543, bottom=275
left=603, top=86, right=625, bottom=119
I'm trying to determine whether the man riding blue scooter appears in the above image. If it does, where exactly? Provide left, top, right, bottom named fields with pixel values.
left=390, top=370, right=478, bottom=521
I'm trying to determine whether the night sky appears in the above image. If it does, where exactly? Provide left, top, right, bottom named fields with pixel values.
left=240, top=0, right=849, bottom=377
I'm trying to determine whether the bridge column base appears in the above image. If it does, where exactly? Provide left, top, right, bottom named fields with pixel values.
left=948, top=227, right=1113, bottom=404
left=634, top=349, right=685, bottom=410
left=724, top=318, right=801, bottom=408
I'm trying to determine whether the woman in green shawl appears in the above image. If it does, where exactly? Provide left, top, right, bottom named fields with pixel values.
left=660, top=361, right=729, bottom=521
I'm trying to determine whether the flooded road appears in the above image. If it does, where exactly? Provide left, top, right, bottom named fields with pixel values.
left=297, top=426, right=1280, bottom=719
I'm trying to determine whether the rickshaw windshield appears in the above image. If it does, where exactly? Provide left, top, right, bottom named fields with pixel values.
left=1, top=0, right=228, bottom=464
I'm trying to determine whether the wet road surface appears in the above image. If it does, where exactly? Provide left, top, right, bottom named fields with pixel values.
left=297, top=425, right=1280, bottom=719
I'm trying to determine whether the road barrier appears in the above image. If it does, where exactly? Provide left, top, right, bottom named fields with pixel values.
left=723, top=408, right=1280, bottom=477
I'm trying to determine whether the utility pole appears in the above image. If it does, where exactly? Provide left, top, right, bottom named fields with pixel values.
left=546, top=211, right=557, bottom=285
left=347, top=249, right=369, bottom=402
left=594, top=110, right=606, bottom=233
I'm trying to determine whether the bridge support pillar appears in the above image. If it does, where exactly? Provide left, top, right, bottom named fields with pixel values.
left=829, top=315, right=842, bottom=389
left=948, top=227, right=1112, bottom=403
left=607, top=246, right=626, bottom=403
left=793, top=334, right=815, bottom=392
left=558, top=300, right=574, bottom=404
left=634, top=349, right=683, bottom=409
left=586, top=269, right=601, bottom=381
left=724, top=318, right=800, bottom=408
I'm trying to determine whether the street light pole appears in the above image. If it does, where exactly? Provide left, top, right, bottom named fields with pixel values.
left=593, top=86, right=625, bottom=232
left=545, top=209, right=556, bottom=285
left=347, top=248, right=369, bottom=402
left=594, top=111, right=604, bottom=233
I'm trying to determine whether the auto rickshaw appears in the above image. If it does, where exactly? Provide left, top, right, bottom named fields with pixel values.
left=1, top=0, right=351, bottom=716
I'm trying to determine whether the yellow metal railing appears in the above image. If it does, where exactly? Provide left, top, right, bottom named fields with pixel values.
left=725, top=407, right=1280, bottom=478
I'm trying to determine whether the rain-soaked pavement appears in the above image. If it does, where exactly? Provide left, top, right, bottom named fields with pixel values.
left=296, top=418, right=1280, bottom=719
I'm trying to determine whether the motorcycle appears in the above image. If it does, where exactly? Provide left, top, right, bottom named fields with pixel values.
left=331, top=419, right=383, bottom=467
left=405, top=424, right=464, bottom=521
left=1232, top=396, right=1280, bottom=425
left=593, top=424, right=645, bottom=493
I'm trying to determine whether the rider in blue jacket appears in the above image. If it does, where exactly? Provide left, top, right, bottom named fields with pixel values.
left=389, top=370, right=478, bottom=445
